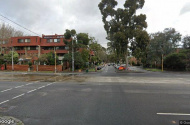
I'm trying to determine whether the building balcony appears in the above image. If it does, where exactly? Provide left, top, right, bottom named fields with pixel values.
left=41, top=49, right=68, bottom=54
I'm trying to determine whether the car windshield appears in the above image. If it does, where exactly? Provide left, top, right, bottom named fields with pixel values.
left=0, top=0, right=190, bottom=125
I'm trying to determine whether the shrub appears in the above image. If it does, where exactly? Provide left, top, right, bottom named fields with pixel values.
left=164, top=53, right=186, bottom=70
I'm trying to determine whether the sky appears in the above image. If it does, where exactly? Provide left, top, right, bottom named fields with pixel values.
left=0, top=0, right=190, bottom=48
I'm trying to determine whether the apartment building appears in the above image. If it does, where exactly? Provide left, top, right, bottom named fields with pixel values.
left=0, top=34, right=69, bottom=64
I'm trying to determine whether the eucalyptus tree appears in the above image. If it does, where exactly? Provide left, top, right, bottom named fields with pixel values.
left=98, top=0, right=148, bottom=67
left=182, top=35, right=190, bottom=49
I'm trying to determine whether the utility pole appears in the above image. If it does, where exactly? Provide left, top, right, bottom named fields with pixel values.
left=72, top=37, right=74, bottom=72
left=12, top=47, right=14, bottom=71
left=54, top=47, right=57, bottom=73
left=162, top=54, right=163, bottom=72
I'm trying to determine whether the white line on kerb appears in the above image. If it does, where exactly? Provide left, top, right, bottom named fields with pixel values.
left=0, top=100, right=9, bottom=105
left=15, top=85, right=24, bottom=88
left=1, top=88, right=13, bottom=92
left=157, top=113, right=190, bottom=116
left=27, top=89, right=37, bottom=93
left=12, top=93, right=25, bottom=99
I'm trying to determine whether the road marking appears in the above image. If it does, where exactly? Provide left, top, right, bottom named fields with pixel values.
left=0, top=100, right=9, bottom=105
left=27, top=89, right=37, bottom=93
left=26, top=83, right=33, bottom=85
left=38, top=86, right=45, bottom=89
left=1, top=88, right=13, bottom=92
left=15, top=85, right=24, bottom=88
left=157, top=113, right=190, bottom=116
left=12, top=93, right=25, bottom=99
left=46, top=83, right=53, bottom=86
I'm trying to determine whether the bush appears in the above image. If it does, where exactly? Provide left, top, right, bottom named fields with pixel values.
left=164, top=53, right=186, bottom=70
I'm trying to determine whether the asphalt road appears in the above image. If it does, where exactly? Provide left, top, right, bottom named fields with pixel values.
left=0, top=66, right=190, bottom=125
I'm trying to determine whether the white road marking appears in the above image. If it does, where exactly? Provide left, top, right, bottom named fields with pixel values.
left=46, top=83, right=53, bottom=86
left=157, top=113, right=190, bottom=116
left=15, top=85, right=24, bottom=88
left=1, top=88, right=13, bottom=92
left=38, top=86, right=45, bottom=89
left=34, top=81, right=39, bottom=83
left=27, top=89, right=37, bottom=93
left=12, top=93, right=25, bottom=99
left=26, top=83, right=33, bottom=85
left=0, top=100, right=9, bottom=105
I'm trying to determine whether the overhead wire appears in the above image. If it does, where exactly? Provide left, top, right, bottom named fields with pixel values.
left=0, top=13, right=41, bottom=36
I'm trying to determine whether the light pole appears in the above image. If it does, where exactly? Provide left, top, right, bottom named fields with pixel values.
left=72, top=36, right=74, bottom=72
left=12, top=47, right=14, bottom=71
left=54, top=47, right=57, bottom=73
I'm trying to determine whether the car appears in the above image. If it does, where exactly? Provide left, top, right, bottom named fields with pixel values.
left=118, top=66, right=126, bottom=70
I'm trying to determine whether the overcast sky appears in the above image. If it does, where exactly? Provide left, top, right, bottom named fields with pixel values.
left=0, top=0, right=190, bottom=47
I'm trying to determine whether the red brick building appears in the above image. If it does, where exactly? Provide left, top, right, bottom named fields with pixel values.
left=1, top=34, right=70, bottom=64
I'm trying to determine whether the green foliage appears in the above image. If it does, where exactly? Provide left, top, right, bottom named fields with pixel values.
left=4, top=51, right=19, bottom=64
left=39, top=52, right=59, bottom=65
left=77, top=33, right=90, bottom=45
left=81, top=49, right=90, bottom=62
left=146, top=28, right=181, bottom=67
left=28, top=62, right=32, bottom=67
left=63, top=52, right=84, bottom=69
left=46, top=52, right=59, bottom=65
left=98, top=0, right=148, bottom=66
left=64, top=29, right=76, bottom=39
left=182, top=35, right=190, bottom=49
left=164, top=53, right=186, bottom=70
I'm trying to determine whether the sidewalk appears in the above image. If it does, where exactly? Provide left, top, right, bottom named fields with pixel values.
left=0, top=71, right=84, bottom=76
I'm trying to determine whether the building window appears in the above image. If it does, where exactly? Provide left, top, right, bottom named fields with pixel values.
left=47, top=39, right=53, bottom=43
left=54, top=39, right=60, bottom=43
left=25, top=39, right=31, bottom=43
left=18, top=39, right=24, bottom=43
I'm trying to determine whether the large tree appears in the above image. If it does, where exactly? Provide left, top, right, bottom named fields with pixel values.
left=147, top=28, right=181, bottom=67
left=98, top=0, right=148, bottom=68
left=182, top=35, right=190, bottom=49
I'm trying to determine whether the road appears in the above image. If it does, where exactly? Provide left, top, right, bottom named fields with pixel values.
left=0, top=65, right=190, bottom=125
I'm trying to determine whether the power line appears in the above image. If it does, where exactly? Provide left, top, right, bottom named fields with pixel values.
left=0, top=14, right=41, bottom=36
left=0, top=17, right=33, bottom=36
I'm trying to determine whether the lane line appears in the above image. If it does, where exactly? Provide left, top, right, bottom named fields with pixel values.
left=12, top=93, right=25, bottom=99
left=157, top=113, right=190, bottom=116
left=15, top=85, right=24, bottom=88
left=0, top=100, right=9, bottom=105
left=38, top=86, right=45, bottom=89
left=27, top=89, right=37, bottom=93
left=26, top=83, right=33, bottom=85
left=1, top=88, right=13, bottom=93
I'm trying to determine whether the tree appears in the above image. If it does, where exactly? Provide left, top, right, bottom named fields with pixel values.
left=164, top=52, right=186, bottom=70
left=77, top=33, right=90, bottom=45
left=63, top=52, right=84, bottom=69
left=182, top=35, right=190, bottom=49
left=147, top=28, right=181, bottom=67
left=4, top=51, right=19, bottom=64
left=98, top=0, right=148, bottom=68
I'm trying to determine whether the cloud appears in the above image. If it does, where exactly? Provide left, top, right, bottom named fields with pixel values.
left=180, top=2, right=190, bottom=15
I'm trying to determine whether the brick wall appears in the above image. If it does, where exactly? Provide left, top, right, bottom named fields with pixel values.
left=5, top=65, right=63, bottom=72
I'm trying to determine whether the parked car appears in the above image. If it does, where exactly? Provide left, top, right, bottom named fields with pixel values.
left=118, top=65, right=126, bottom=70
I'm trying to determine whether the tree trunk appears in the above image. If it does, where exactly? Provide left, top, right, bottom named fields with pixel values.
left=125, top=51, right=128, bottom=70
